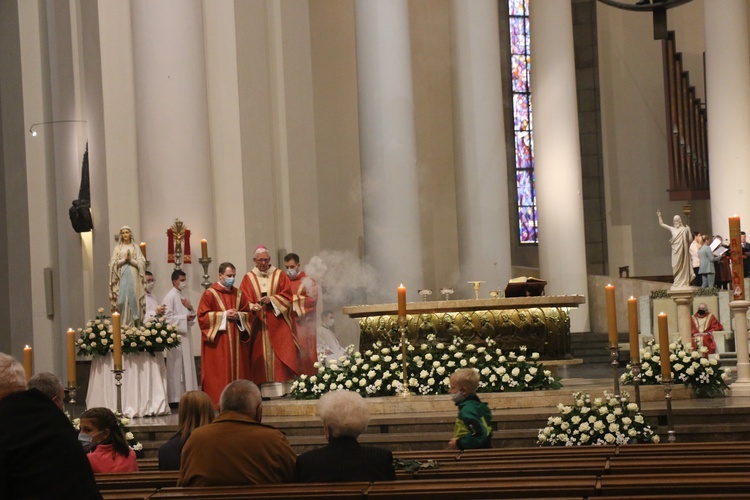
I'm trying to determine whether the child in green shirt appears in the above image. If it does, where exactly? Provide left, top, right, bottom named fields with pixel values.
left=447, top=368, right=493, bottom=450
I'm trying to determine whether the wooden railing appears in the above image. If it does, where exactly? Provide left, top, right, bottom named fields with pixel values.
left=661, top=31, right=710, bottom=201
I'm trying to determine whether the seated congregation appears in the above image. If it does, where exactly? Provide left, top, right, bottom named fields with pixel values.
left=6, top=350, right=750, bottom=499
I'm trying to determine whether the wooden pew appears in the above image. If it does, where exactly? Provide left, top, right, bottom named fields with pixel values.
left=148, top=482, right=372, bottom=499
left=97, top=471, right=178, bottom=490
left=101, top=489, right=158, bottom=500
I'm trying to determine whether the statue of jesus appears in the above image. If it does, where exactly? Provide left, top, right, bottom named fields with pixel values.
left=657, top=211, right=694, bottom=288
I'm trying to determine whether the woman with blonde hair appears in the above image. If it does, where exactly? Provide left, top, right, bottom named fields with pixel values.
left=158, top=390, right=215, bottom=470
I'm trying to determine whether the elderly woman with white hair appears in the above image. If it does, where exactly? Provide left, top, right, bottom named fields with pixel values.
left=295, top=390, right=395, bottom=482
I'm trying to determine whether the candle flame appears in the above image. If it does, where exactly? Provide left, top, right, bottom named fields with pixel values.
left=25, top=345, right=30, bottom=349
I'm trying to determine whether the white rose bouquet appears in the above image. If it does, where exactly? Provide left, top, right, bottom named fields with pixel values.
left=621, top=339, right=728, bottom=398
left=123, top=315, right=182, bottom=355
left=290, top=334, right=561, bottom=400
left=538, top=391, right=659, bottom=446
left=75, top=308, right=114, bottom=357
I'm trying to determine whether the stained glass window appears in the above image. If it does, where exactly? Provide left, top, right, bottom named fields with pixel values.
left=509, top=0, right=537, bottom=244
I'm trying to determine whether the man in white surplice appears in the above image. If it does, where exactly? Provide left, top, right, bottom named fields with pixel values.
left=144, top=271, right=166, bottom=323
left=164, top=269, right=199, bottom=404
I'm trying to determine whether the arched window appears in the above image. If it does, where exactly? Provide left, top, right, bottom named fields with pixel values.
left=509, top=0, right=537, bottom=244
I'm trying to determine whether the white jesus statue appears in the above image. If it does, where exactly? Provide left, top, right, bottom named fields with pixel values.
left=657, top=211, right=694, bottom=288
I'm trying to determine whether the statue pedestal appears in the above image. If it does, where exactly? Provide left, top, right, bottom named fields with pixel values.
left=730, top=300, right=750, bottom=397
left=667, top=287, right=696, bottom=345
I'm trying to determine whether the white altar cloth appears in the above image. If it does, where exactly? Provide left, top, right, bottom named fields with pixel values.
left=86, top=352, right=171, bottom=417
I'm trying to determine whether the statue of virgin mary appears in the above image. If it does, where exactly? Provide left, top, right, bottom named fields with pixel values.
left=109, top=226, right=146, bottom=326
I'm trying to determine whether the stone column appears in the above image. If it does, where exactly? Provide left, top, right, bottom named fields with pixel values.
left=354, top=0, right=423, bottom=301
left=705, top=1, right=750, bottom=233
left=130, top=0, right=215, bottom=302
left=450, top=0, right=511, bottom=287
left=529, top=0, right=589, bottom=332
left=729, top=300, right=750, bottom=396
left=668, top=289, right=695, bottom=345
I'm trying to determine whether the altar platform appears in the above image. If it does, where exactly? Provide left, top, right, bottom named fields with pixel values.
left=74, top=361, right=750, bottom=458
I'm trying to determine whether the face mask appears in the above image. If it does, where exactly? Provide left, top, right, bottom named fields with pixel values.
left=323, top=319, right=335, bottom=329
left=145, top=282, right=155, bottom=293
left=451, top=391, right=467, bottom=404
left=223, top=277, right=235, bottom=288
left=78, top=431, right=101, bottom=452
left=178, top=281, right=187, bottom=290
left=285, top=268, right=299, bottom=279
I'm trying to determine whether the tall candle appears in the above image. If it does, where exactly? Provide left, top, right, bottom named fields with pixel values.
left=397, top=284, right=407, bottom=318
left=139, top=242, right=147, bottom=260
left=605, top=284, right=618, bottom=348
left=201, top=239, right=208, bottom=259
left=23, top=345, right=33, bottom=381
left=66, top=328, right=77, bottom=387
left=728, top=215, right=745, bottom=300
left=657, top=312, right=671, bottom=381
left=627, top=297, right=639, bottom=364
left=112, top=311, right=123, bottom=371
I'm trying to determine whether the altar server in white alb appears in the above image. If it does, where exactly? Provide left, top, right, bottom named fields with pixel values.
left=144, top=271, right=166, bottom=323
left=164, top=269, right=199, bottom=404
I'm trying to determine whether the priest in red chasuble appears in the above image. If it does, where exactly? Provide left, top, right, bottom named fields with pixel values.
left=197, top=262, right=254, bottom=405
left=240, top=247, right=300, bottom=392
left=284, top=252, right=318, bottom=375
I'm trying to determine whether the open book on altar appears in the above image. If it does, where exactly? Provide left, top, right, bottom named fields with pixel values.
left=504, top=276, right=547, bottom=298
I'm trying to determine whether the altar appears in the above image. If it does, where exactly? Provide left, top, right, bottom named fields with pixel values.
left=86, top=352, right=171, bottom=417
left=343, top=295, right=585, bottom=359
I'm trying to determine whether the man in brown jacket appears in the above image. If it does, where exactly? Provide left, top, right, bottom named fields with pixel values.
left=178, top=379, right=296, bottom=486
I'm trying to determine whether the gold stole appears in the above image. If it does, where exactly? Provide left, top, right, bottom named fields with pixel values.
left=292, top=281, right=308, bottom=318
left=246, top=271, right=299, bottom=380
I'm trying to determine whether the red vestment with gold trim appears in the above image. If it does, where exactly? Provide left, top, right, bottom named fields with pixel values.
left=197, top=283, right=252, bottom=405
left=240, top=267, right=300, bottom=385
left=288, top=272, right=318, bottom=375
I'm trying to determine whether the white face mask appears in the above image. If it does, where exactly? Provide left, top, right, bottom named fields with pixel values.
left=145, top=282, right=155, bottom=293
left=323, top=318, right=335, bottom=329
left=285, top=268, right=299, bottom=279
left=178, top=281, right=187, bottom=290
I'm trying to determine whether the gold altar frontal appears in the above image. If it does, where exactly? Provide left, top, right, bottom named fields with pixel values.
left=343, top=295, right=586, bottom=360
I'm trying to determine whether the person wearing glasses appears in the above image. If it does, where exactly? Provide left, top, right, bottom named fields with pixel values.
left=240, top=246, right=299, bottom=398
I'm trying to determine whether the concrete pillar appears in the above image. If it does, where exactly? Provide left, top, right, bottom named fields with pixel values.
left=705, top=1, right=750, bottom=234
left=530, top=0, right=589, bottom=332
left=450, top=0, right=512, bottom=289
left=131, top=0, right=215, bottom=310
left=354, top=0, right=424, bottom=301
left=729, top=300, right=750, bottom=396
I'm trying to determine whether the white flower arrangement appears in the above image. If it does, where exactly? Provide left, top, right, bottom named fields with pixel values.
left=124, top=316, right=182, bottom=355
left=77, top=309, right=181, bottom=358
left=621, top=339, right=728, bottom=398
left=290, top=334, right=561, bottom=399
left=538, top=391, right=659, bottom=446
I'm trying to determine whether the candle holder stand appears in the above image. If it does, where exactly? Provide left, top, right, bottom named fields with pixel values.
left=199, top=257, right=212, bottom=290
left=609, top=345, right=621, bottom=398
left=662, top=378, right=676, bottom=443
left=66, top=384, right=78, bottom=406
left=173, top=248, right=182, bottom=271
left=630, top=360, right=642, bottom=409
left=112, top=369, right=125, bottom=414
left=468, top=281, right=485, bottom=300
left=399, top=317, right=411, bottom=397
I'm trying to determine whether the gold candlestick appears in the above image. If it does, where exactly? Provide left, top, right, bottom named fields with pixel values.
left=399, top=316, right=411, bottom=397
left=468, top=281, right=486, bottom=300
